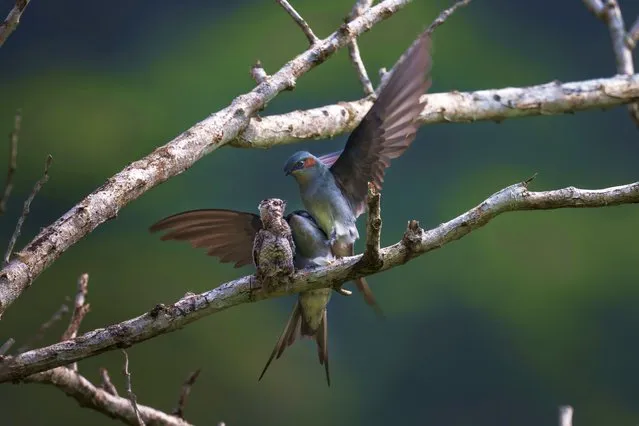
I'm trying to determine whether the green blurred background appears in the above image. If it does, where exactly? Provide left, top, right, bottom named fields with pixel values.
left=1, top=0, right=639, bottom=424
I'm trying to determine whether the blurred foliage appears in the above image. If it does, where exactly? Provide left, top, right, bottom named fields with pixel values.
left=1, top=0, right=639, bottom=425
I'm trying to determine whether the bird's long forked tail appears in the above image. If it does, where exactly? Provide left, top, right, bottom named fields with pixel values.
left=342, top=243, right=384, bottom=318
left=258, top=301, right=331, bottom=386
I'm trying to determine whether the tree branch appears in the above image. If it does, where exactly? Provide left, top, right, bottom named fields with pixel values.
left=100, top=367, right=119, bottom=397
left=2, top=180, right=637, bottom=382
left=234, top=73, right=639, bottom=148
left=13, top=273, right=189, bottom=425
left=583, top=0, right=639, bottom=125
left=122, top=350, right=144, bottom=425
left=0, top=110, right=21, bottom=214
left=3, top=155, right=52, bottom=268
left=22, top=367, right=192, bottom=426
left=0, top=0, right=31, bottom=47
left=275, top=0, right=319, bottom=45
left=359, top=182, right=382, bottom=268
left=0, top=0, right=416, bottom=318
left=347, top=0, right=375, bottom=96
left=172, top=369, right=201, bottom=420
left=61, top=273, right=90, bottom=371
left=0, top=338, right=14, bottom=356
left=628, top=16, right=639, bottom=49
left=250, top=60, right=269, bottom=85
left=16, top=299, right=68, bottom=354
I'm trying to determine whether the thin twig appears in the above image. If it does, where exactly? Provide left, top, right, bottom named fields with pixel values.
left=2, top=180, right=639, bottom=382
left=347, top=0, right=374, bottom=96
left=375, top=0, right=471, bottom=95
left=583, top=0, right=639, bottom=126
left=0, top=338, right=15, bottom=356
left=61, top=273, right=90, bottom=371
left=347, top=40, right=374, bottom=96
left=172, top=369, right=201, bottom=419
left=627, top=16, right=639, bottom=49
left=61, top=273, right=90, bottom=341
left=0, top=0, right=32, bottom=47
left=275, top=0, right=319, bottom=45
left=0, top=110, right=21, bottom=214
left=122, top=350, right=145, bottom=425
left=426, top=0, right=472, bottom=35
left=559, top=405, right=574, bottom=426
left=24, top=367, right=192, bottom=426
left=100, top=368, right=119, bottom=397
left=17, top=302, right=68, bottom=354
left=250, top=60, right=269, bottom=84
left=3, top=155, right=52, bottom=267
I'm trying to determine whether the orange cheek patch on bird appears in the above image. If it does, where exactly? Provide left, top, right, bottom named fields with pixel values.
left=304, top=157, right=317, bottom=168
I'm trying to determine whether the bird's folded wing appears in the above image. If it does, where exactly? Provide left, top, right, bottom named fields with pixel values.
left=329, top=33, right=432, bottom=217
left=149, top=209, right=262, bottom=268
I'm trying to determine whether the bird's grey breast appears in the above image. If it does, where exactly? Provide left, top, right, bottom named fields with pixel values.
left=299, top=171, right=358, bottom=245
left=287, top=211, right=334, bottom=268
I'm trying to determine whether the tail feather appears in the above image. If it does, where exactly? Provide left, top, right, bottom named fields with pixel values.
left=354, top=277, right=385, bottom=318
left=315, top=310, right=330, bottom=386
left=344, top=243, right=384, bottom=318
left=259, top=301, right=332, bottom=386
left=259, top=301, right=302, bottom=382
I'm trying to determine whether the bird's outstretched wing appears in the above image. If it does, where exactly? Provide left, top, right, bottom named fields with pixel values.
left=329, top=33, right=432, bottom=217
left=149, top=209, right=262, bottom=268
left=317, top=150, right=343, bottom=168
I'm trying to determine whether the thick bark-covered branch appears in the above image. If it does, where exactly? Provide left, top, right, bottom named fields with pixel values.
left=0, top=0, right=414, bottom=318
left=0, top=0, right=31, bottom=47
left=1, top=180, right=637, bottom=382
left=234, top=73, right=639, bottom=148
left=22, top=367, right=192, bottom=426
left=583, top=0, right=639, bottom=125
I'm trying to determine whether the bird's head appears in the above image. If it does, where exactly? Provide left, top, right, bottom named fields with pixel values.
left=283, top=151, right=323, bottom=184
left=258, top=198, right=286, bottom=221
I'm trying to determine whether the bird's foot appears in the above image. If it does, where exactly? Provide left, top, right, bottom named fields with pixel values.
left=283, top=275, right=294, bottom=293
left=333, top=284, right=352, bottom=297
left=249, top=275, right=263, bottom=301
left=328, top=229, right=338, bottom=247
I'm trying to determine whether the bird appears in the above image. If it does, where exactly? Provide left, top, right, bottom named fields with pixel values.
left=259, top=210, right=335, bottom=385
left=283, top=32, right=432, bottom=312
left=149, top=208, right=336, bottom=385
left=252, top=198, right=295, bottom=289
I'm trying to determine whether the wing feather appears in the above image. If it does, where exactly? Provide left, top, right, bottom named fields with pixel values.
left=329, top=33, right=432, bottom=217
left=149, top=209, right=262, bottom=268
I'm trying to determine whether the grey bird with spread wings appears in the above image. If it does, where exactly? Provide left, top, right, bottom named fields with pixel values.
left=283, top=33, right=432, bottom=311
left=150, top=208, right=335, bottom=385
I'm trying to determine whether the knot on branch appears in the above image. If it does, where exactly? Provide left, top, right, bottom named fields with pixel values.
left=250, top=60, right=269, bottom=84
left=148, top=303, right=169, bottom=319
left=402, top=220, right=424, bottom=252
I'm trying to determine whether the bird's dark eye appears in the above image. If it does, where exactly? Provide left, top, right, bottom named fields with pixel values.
left=297, top=160, right=305, bottom=168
